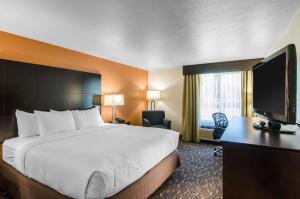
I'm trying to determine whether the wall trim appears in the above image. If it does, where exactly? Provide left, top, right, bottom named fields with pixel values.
left=183, top=58, right=263, bottom=75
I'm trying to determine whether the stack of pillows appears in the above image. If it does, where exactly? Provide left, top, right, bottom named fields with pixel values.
left=15, top=107, right=104, bottom=137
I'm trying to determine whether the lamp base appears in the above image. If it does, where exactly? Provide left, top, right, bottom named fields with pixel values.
left=150, top=100, right=156, bottom=110
left=111, top=106, right=116, bottom=122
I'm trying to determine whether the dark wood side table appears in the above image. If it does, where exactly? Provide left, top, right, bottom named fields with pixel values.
left=110, top=121, right=131, bottom=125
left=221, top=117, right=300, bottom=199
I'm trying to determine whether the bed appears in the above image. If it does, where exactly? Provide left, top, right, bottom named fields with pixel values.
left=0, top=59, right=181, bottom=199
left=1, top=124, right=180, bottom=199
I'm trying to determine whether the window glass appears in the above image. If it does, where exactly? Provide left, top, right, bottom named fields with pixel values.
left=200, top=71, right=242, bottom=127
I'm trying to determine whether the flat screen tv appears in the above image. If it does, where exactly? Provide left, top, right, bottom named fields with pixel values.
left=253, top=44, right=297, bottom=124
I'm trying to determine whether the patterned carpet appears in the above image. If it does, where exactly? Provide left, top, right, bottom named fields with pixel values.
left=151, top=141, right=223, bottom=199
left=0, top=141, right=223, bottom=199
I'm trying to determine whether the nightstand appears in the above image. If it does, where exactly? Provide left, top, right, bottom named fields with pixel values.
left=110, top=121, right=131, bottom=125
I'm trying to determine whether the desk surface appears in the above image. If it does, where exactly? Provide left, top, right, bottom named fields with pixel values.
left=221, top=117, right=300, bottom=151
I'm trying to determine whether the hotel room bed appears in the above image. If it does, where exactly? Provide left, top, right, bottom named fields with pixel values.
left=1, top=124, right=180, bottom=199
left=0, top=59, right=180, bottom=199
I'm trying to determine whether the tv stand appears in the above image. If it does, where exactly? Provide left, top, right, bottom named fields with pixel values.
left=253, top=120, right=296, bottom=134
left=221, top=117, right=300, bottom=199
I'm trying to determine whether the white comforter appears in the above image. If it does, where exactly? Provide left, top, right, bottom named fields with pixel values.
left=12, top=124, right=179, bottom=199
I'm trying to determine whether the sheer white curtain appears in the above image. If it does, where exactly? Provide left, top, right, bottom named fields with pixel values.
left=200, top=71, right=242, bottom=126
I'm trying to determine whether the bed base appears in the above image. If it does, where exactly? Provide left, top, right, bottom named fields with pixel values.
left=0, top=146, right=180, bottom=199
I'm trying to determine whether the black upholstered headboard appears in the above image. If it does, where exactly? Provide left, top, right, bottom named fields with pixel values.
left=0, top=59, right=101, bottom=142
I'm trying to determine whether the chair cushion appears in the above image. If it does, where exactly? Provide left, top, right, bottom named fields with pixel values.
left=150, top=125, right=167, bottom=129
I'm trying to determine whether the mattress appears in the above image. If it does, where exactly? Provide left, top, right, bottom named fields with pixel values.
left=2, top=123, right=112, bottom=167
left=2, top=124, right=179, bottom=199
left=3, top=136, right=40, bottom=167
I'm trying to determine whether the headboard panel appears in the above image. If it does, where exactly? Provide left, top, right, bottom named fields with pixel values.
left=0, top=59, right=101, bottom=142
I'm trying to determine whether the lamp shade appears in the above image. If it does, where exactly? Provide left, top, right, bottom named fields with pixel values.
left=104, top=94, right=124, bottom=106
left=146, top=91, right=160, bottom=100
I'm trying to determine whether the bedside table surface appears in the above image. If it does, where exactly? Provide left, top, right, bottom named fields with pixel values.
left=110, top=121, right=130, bottom=125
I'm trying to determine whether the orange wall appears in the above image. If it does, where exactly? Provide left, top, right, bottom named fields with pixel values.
left=0, top=31, right=148, bottom=125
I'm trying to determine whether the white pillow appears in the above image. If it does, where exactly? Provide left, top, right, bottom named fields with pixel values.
left=15, top=110, right=39, bottom=137
left=34, top=110, right=76, bottom=136
left=71, top=107, right=104, bottom=130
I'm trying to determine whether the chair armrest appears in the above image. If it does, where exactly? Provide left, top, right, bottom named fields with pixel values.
left=143, top=119, right=151, bottom=127
left=163, top=118, right=171, bottom=129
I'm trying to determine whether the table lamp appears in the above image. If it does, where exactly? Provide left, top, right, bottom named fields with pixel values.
left=146, top=91, right=160, bottom=110
left=104, top=94, right=124, bottom=123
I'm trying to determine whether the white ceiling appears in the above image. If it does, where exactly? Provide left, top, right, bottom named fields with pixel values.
left=0, top=0, right=300, bottom=71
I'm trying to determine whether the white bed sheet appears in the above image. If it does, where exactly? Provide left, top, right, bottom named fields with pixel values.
left=3, top=124, right=179, bottom=199
left=3, top=136, right=40, bottom=167
left=2, top=124, right=112, bottom=167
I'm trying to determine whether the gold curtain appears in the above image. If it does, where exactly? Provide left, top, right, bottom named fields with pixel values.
left=241, top=71, right=253, bottom=117
left=182, top=74, right=201, bottom=143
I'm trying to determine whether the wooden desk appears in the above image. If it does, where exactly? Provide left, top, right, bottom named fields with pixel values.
left=221, top=117, right=300, bottom=199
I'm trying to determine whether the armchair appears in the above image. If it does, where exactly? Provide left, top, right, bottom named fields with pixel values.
left=142, top=110, right=171, bottom=129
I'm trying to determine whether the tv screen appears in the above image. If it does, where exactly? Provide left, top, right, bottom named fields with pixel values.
left=253, top=53, right=286, bottom=115
left=253, top=44, right=296, bottom=124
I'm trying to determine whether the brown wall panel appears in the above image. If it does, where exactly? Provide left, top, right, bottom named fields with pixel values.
left=0, top=31, right=148, bottom=125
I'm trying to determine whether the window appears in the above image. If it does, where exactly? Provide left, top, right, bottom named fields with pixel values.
left=200, top=71, right=242, bottom=127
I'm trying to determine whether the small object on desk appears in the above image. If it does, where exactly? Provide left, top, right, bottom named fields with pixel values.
left=254, top=120, right=280, bottom=130
left=267, top=120, right=281, bottom=130
left=253, top=122, right=296, bottom=134
left=259, top=120, right=266, bottom=127
left=280, top=123, right=299, bottom=133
